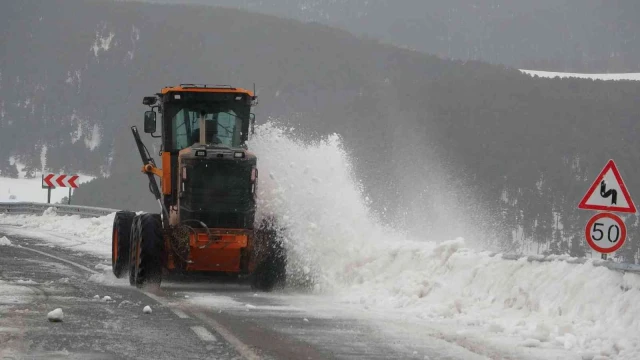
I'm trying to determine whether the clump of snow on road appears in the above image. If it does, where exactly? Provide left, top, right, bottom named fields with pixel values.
left=143, top=305, right=152, bottom=314
left=249, top=122, right=640, bottom=359
left=47, top=308, right=63, bottom=322
left=14, top=279, right=37, bottom=285
left=0, top=236, right=12, bottom=246
left=0, top=211, right=114, bottom=257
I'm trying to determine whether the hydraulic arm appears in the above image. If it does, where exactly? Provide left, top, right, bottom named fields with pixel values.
left=131, top=125, right=169, bottom=225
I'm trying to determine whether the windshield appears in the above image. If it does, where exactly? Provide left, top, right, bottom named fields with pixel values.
left=172, top=108, right=243, bottom=150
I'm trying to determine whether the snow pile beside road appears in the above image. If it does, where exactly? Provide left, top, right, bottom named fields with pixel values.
left=339, top=239, right=640, bottom=359
left=250, top=122, right=640, bottom=359
left=0, top=212, right=114, bottom=257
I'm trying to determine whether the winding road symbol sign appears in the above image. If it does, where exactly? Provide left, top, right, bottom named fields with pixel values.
left=585, top=212, right=627, bottom=254
left=578, top=160, right=636, bottom=213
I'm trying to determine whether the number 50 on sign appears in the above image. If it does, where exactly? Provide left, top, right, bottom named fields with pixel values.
left=585, top=212, right=627, bottom=254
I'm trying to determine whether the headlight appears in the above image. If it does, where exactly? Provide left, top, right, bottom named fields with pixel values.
left=234, top=152, right=245, bottom=158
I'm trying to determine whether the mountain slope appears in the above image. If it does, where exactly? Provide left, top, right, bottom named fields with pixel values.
left=139, top=0, right=640, bottom=73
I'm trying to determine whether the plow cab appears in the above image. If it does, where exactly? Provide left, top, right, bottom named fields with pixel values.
left=111, top=84, right=285, bottom=291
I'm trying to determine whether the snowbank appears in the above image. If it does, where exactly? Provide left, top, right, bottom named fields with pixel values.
left=0, top=211, right=114, bottom=257
left=521, top=70, right=640, bottom=81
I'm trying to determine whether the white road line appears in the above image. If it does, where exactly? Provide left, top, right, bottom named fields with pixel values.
left=15, top=245, right=98, bottom=274
left=191, top=326, right=218, bottom=342
left=171, top=308, right=190, bottom=319
left=144, top=290, right=260, bottom=359
left=192, top=311, right=261, bottom=360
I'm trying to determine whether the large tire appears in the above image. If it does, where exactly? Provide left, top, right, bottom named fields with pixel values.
left=129, top=213, right=163, bottom=288
left=112, top=211, right=135, bottom=278
left=251, top=222, right=287, bottom=292
left=128, top=215, right=141, bottom=286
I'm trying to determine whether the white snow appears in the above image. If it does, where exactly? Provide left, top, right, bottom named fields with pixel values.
left=47, top=308, right=63, bottom=322
left=0, top=236, right=12, bottom=246
left=14, top=279, right=37, bottom=285
left=102, top=296, right=112, bottom=302
left=84, top=124, right=102, bottom=151
left=521, top=70, right=640, bottom=81
left=0, top=212, right=115, bottom=257
left=0, top=174, right=95, bottom=203
left=91, top=30, right=115, bottom=57
left=143, top=305, right=152, bottom=314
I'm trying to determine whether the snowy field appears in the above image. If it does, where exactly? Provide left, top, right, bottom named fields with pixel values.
left=0, top=175, right=95, bottom=204
left=521, top=70, right=640, bottom=81
left=1, top=123, right=640, bottom=359
left=0, top=156, right=95, bottom=204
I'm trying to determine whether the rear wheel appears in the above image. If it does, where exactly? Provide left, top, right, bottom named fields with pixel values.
left=129, top=213, right=163, bottom=288
left=251, top=220, right=286, bottom=291
left=112, top=211, right=135, bottom=278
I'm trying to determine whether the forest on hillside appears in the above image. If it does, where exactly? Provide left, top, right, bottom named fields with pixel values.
left=1, top=0, right=640, bottom=261
left=143, top=0, right=640, bottom=73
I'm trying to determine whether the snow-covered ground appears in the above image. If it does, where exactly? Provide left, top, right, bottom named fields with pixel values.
left=521, top=70, right=640, bottom=81
left=0, top=175, right=95, bottom=203
left=1, top=123, right=639, bottom=359
left=0, top=210, right=115, bottom=257
left=0, top=156, right=95, bottom=203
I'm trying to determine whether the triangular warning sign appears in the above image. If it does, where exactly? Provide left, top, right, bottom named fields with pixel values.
left=578, top=159, right=637, bottom=213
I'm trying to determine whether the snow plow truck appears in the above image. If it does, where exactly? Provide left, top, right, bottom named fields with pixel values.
left=110, top=84, right=286, bottom=291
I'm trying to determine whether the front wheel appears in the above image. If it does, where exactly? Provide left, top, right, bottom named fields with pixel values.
left=251, top=220, right=286, bottom=291
left=112, top=211, right=135, bottom=278
left=129, top=213, right=163, bottom=288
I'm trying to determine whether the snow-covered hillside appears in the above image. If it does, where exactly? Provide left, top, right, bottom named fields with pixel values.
left=521, top=70, right=640, bottom=81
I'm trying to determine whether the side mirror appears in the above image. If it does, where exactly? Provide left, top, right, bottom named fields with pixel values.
left=144, top=111, right=157, bottom=133
left=250, top=113, right=256, bottom=135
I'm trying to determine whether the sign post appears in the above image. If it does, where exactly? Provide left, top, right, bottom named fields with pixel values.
left=578, top=160, right=636, bottom=258
left=42, top=173, right=80, bottom=204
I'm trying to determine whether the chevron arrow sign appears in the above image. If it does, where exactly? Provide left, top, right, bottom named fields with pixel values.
left=42, top=174, right=80, bottom=188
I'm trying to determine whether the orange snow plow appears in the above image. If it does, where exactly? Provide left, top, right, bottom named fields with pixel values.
left=111, top=84, right=285, bottom=291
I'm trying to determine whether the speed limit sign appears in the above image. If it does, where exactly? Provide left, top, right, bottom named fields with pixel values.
left=585, top=212, right=627, bottom=254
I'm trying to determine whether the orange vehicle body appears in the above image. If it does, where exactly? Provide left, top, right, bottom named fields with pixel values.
left=115, top=84, right=284, bottom=291
left=163, top=229, right=252, bottom=272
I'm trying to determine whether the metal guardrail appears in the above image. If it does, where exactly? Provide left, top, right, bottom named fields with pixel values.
left=1, top=201, right=639, bottom=274
left=0, top=202, right=118, bottom=218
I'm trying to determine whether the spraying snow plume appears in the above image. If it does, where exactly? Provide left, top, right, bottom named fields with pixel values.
left=249, top=122, right=435, bottom=290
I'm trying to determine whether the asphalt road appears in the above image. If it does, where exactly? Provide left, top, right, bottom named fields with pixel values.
left=0, top=229, right=492, bottom=360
